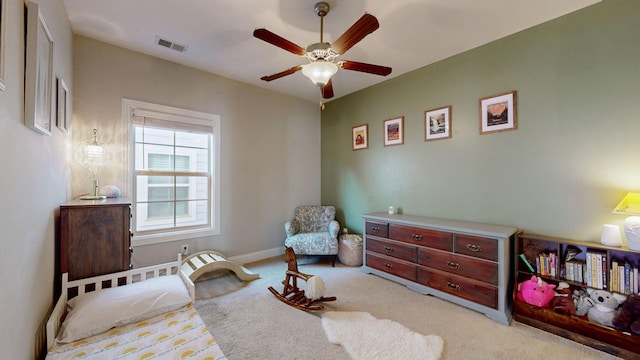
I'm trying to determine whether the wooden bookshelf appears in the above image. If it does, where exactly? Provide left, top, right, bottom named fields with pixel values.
left=515, top=233, right=640, bottom=359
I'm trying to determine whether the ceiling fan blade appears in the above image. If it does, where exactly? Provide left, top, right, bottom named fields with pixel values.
left=340, top=60, right=392, bottom=76
left=260, top=65, right=303, bottom=82
left=321, top=80, right=334, bottom=99
left=331, top=13, right=379, bottom=55
left=253, top=28, right=306, bottom=56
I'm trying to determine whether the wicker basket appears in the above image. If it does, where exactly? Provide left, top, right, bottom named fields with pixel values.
left=338, top=234, right=363, bottom=266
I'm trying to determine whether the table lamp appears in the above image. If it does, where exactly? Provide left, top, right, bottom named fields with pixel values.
left=76, top=128, right=108, bottom=200
left=612, top=192, right=640, bottom=250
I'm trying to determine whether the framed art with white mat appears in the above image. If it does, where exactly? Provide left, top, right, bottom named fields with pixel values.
left=479, top=91, right=517, bottom=135
left=424, top=105, right=451, bottom=141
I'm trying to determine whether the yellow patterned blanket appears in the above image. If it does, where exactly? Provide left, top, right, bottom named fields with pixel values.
left=45, top=303, right=226, bottom=360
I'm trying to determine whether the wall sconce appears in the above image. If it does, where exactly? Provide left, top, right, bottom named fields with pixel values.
left=76, top=129, right=108, bottom=200
left=612, top=192, right=640, bottom=250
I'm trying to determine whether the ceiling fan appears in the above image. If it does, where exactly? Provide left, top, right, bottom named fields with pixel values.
left=253, top=2, right=392, bottom=99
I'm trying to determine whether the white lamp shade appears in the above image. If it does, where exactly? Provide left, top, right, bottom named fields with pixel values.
left=623, top=216, right=640, bottom=250
left=301, top=61, right=338, bottom=86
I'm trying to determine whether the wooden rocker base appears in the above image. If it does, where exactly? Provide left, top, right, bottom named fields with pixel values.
left=268, top=285, right=336, bottom=311
left=181, top=250, right=259, bottom=282
left=268, top=246, right=336, bottom=311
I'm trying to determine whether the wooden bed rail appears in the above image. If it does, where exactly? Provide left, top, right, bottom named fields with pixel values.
left=46, top=255, right=194, bottom=349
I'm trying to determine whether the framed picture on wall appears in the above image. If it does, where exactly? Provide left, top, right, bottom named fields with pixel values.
left=479, top=90, right=517, bottom=135
left=383, top=116, right=404, bottom=146
left=425, top=105, right=452, bottom=141
left=24, top=1, right=54, bottom=136
left=0, top=0, right=6, bottom=91
left=352, top=124, right=368, bottom=150
left=56, top=77, right=70, bottom=131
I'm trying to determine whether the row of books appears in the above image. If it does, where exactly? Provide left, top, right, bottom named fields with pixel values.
left=610, top=259, right=639, bottom=295
left=520, top=250, right=640, bottom=295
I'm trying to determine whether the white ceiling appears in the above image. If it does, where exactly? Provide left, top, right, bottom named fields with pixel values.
left=62, top=0, right=600, bottom=103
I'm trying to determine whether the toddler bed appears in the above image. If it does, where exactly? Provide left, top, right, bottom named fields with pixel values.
left=45, top=255, right=227, bottom=359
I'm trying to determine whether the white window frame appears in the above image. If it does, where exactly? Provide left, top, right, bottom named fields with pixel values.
left=123, top=99, right=220, bottom=246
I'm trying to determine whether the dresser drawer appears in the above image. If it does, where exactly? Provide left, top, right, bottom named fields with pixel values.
left=367, top=238, right=417, bottom=263
left=366, top=252, right=417, bottom=282
left=390, top=224, right=453, bottom=251
left=417, top=267, right=498, bottom=309
left=365, top=221, right=389, bottom=238
left=418, top=248, right=498, bottom=285
left=454, top=234, right=498, bottom=261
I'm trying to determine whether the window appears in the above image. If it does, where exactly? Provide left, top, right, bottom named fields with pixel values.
left=124, top=99, right=220, bottom=245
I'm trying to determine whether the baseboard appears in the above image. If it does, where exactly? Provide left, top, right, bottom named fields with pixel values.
left=227, top=246, right=284, bottom=265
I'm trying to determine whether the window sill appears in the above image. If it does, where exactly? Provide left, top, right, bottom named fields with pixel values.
left=132, top=228, right=219, bottom=246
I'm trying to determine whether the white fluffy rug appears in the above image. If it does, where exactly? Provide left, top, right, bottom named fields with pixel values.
left=321, top=311, right=444, bottom=360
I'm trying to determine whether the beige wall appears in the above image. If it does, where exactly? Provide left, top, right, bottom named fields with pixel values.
left=71, top=36, right=321, bottom=266
left=0, top=0, right=73, bottom=358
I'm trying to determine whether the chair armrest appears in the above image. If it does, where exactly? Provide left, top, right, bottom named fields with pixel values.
left=328, top=220, right=340, bottom=238
left=285, top=220, right=300, bottom=237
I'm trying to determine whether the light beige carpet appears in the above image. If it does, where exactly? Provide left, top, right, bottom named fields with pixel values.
left=194, top=256, right=620, bottom=360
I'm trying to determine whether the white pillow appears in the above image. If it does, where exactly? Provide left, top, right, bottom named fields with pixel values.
left=57, top=275, right=191, bottom=343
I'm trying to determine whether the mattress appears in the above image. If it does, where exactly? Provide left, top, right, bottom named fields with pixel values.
left=46, top=303, right=226, bottom=360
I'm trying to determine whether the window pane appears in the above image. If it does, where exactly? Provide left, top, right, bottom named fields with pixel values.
left=139, top=127, right=174, bottom=146
left=175, top=186, right=189, bottom=201
left=136, top=203, right=174, bottom=232
left=175, top=200, right=208, bottom=227
left=148, top=201, right=174, bottom=218
left=176, top=131, right=208, bottom=149
left=149, top=186, right=174, bottom=201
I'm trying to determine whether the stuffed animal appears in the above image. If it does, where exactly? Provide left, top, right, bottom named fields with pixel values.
left=586, top=288, right=626, bottom=327
left=549, top=282, right=576, bottom=315
left=517, top=275, right=556, bottom=307
left=573, top=287, right=593, bottom=316
left=612, top=295, right=640, bottom=335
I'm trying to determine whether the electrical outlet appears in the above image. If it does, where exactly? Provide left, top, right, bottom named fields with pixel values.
left=181, top=244, right=189, bottom=256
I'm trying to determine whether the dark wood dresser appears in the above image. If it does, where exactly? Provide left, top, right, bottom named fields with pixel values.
left=58, top=198, right=132, bottom=281
left=362, top=212, right=517, bottom=325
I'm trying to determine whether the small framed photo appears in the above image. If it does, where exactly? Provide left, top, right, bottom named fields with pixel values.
left=425, top=106, right=451, bottom=141
left=383, top=116, right=404, bottom=146
left=352, top=124, right=368, bottom=150
left=56, top=77, right=70, bottom=131
left=479, top=90, right=517, bottom=135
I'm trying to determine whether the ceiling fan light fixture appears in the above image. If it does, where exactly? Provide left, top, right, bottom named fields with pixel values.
left=302, top=61, right=338, bottom=86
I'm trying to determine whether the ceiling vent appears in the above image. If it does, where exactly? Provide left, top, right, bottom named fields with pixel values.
left=156, top=37, right=188, bottom=53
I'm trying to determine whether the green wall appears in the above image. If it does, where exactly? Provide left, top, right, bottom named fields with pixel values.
left=321, top=0, right=640, bottom=242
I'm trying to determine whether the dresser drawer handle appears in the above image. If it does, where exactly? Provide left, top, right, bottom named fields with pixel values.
left=384, top=246, right=394, bottom=253
left=466, top=243, right=482, bottom=252
left=384, top=263, right=393, bottom=270
left=411, top=234, right=423, bottom=241
left=371, top=226, right=381, bottom=233
left=446, top=282, right=461, bottom=291
left=446, top=261, right=460, bottom=269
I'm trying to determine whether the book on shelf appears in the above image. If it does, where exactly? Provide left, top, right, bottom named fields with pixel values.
left=564, top=260, right=585, bottom=284
left=609, top=258, right=639, bottom=295
left=532, top=252, right=558, bottom=277
left=586, top=249, right=607, bottom=289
